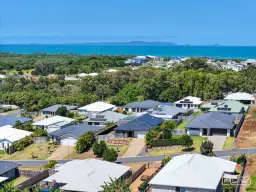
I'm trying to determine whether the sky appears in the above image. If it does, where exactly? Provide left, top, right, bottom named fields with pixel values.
left=0, top=0, right=255, bottom=45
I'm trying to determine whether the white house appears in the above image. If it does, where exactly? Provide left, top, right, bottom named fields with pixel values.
left=42, top=159, right=131, bottom=192
left=0, top=125, right=32, bottom=150
left=78, top=101, right=115, bottom=117
left=174, top=96, right=203, bottom=109
left=32, top=116, right=74, bottom=131
left=149, top=154, right=237, bottom=192
left=242, top=59, right=256, bottom=66
left=224, top=92, right=255, bottom=104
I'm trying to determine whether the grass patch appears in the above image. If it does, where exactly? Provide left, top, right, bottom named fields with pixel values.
left=223, top=137, right=235, bottom=150
left=177, top=121, right=189, bottom=129
left=0, top=150, right=8, bottom=159
left=10, top=176, right=29, bottom=186
left=1, top=142, right=57, bottom=160
left=246, top=174, right=256, bottom=192
left=192, top=111, right=203, bottom=116
left=150, top=136, right=207, bottom=155
left=108, top=145, right=128, bottom=157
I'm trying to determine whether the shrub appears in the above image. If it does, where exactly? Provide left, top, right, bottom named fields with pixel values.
left=181, top=134, right=193, bottom=148
left=145, top=129, right=158, bottom=147
left=75, top=131, right=94, bottom=154
left=200, top=140, right=214, bottom=156
left=93, top=140, right=107, bottom=158
left=162, top=128, right=172, bottom=139
left=55, top=106, right=67, bottom=117
left=161, top=120, right=176, bottom=130
left=138, top=179, right=149, bottom=191
left=162, top=156, right=171, bottom=165
left=67, top=112, right=74, bottom=118
left=44, top=160, right=57, bottom=169
left=13, top=136, right=33, bottom=151
left=32, top=128, right=48, bottom=137
left=102, top=148, right=118, bottom=162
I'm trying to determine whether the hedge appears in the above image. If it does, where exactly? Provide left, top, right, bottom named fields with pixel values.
left=151, top=138, right=184, bottom=147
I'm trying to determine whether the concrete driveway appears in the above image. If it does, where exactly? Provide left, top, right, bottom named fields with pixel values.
left=48, top=146, right=74, bottom=160
left=122, top=138, right=145, bottom=157
left=207, top=136, right=226, bottom=151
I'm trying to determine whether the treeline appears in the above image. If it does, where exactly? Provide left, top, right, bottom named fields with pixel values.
left=0, top=53, right=131, bottom=75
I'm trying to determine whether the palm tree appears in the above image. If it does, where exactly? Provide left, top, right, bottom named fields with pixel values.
left=0, top=182, right=19, bottom=192
left=101, top=177, right=131, bottom=192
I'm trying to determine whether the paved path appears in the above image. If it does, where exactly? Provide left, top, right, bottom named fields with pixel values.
left=122, top=139, right=145, bottom=157
left=47, top=146, right=74, bottom=160
left=5, top=148, right=256, bottom=166
left=207, top=136, right=226, bottom=151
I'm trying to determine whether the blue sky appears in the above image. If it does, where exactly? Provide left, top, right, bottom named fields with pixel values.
left=0, top=0, right=255, bottom=45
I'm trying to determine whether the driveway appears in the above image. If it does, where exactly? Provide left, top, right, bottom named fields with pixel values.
left=47, top=146, right=74, bottom=160
left=207, top=136, right=226, bottom=151
left=122, top=138, right=145, bottom=157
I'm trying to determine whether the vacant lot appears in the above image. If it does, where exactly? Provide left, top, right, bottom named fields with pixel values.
left=1, top=142, right=57, bottom=160
left=235, top=108, right=256, bottom=148
left=223, top=137, right=235, bottom=150
left=240, top=155, right=256, bottom=192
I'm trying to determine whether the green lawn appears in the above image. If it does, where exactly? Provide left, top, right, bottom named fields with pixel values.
left=0, top=150, right=8, bottom=159
left=10, top=176, right=29, bottom=186
left=246, top=175, right=256, bottom=192
left=192, top=111, right=203, bottom=117
left=177, top=121, right=189, bottom=129
left=150, top=136, right=207, bottom=155
left=108, top=145, right=128, bottom=157
left=223, top=137, right=235, bottom=150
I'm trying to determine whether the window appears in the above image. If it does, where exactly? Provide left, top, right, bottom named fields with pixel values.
left=2, top=143, right=4, bottom=149
left=7, top=143, right=10, bottom=148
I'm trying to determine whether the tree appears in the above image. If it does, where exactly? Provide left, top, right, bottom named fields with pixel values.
left=101, top=177, right=131, bottom=192
left=67, top=111, right=74, bottom=118
left=75, top=131, right=94, bottom=154
left=181, top=134, right=193, bottom=148
left=200, top=140, right=214, bottom=156
left=55, top=106, right=68, bottom=117
left=145, top=129, right=158, bottom=147
left=15, top=120, right=22, bottom=129
left=0, top=182, right=19, bottom=192
left=102, top=148, right=118, bottom=162
left=162, top=156, right=171, bottom=165
left=222, top=183, right=236, bottom=192
left=32, top=128, right=48, bottom=137
left=162, top=128, right=172, bottom=139
left=93, top=140, right=107, bottom=158
left=161, top=120, right=176, bottom=130
left=44, top=160, right=57, bottom=169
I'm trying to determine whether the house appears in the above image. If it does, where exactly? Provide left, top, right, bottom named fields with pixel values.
left=174, top=96, right=203, bottom=109
left=147, top=105, right=187, bottom=120
left=85, top=111, right=127, bottom=127
left=78, top=101, right=115, bottom=117
left=242, top=59, right=256, bottom=66
left=123, top=100, right=172, bottom=113
left=49, top=124, right=103, bottom=146
left=185, top=112, right=235, bottom=136
left=224, top=92, right=255, bottom=104
left=32, top=115, right=74, bottom=130
left=200, top=100, right=224, bottom=111
left=221, top=63, right=245, bottom=71
left=208, top=100, right=248, bottom=116
left=42, top=104, right=79, bottom=116
left=0, top=161, right=20, bottom=183
left=0, top=125, right=33, bottom=150
left=0, top=116, right=32, bottom=127
left=64, top=76, right=79, bottom=81
left=41, top=159, right=131, bottom=192
left=149, top=154, right=237, bottom=192
left=115, top=114, right=164, bottom=138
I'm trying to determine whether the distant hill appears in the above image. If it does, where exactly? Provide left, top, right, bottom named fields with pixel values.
left=77, top=41, right=178, bottom=46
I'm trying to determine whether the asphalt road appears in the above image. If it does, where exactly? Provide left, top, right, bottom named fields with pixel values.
left=5, top=147, right=256, bottom=166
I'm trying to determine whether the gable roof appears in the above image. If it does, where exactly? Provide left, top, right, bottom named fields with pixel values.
left=147, top=105, right=186, bottom=117
left=185, top=112, right=235, bottom=129
left=149, top=154, right=236, bottom=190
left=43, top=159, right=130, bottom=192
left=0, top=161, right=20, bottom=175
left=0, top=125, right=33, bottom=142
left=124, top=100, right=173, bottom=109
left=49, top=124, right=103, bottom=139
left=115, top=114, right=164, bottom=132
left=0, top=116, right=32, bottom=127
left=42, top=104, right=79, bottom=113
left=224, top=92, right=254, bottom=101
left=78, top=102, right=115, bottom=112
left=32, top=116, right=74, bottom=126
left=208, top=100, right=247, bottom=113
left=174, top=96, right=202, bottom=105
left=86, top=111, right=127, bottom=123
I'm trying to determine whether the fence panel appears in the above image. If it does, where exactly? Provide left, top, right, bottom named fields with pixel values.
left=32, top=137, right=47, bottom=143
left=235, top=114, right=245, bottom=138
left=171, top=129, right=186, bottom=135
left=129, top=164, right=146, bottom=183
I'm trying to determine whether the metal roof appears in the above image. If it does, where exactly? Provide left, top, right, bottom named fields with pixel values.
left=147, top=105, right=186, bottom=117
left=42, top=104, right=79, bottom=113
left=0, top=116, right=32, bottom=127
left=0, top=161, right=20, bottom=175
left=124, top=100, right=173, bottom=109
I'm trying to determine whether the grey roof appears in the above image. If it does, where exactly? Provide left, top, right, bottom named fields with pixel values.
left=42, top=104, right=79, bottom=113
left=124, top=100, right=173, bottom=109
left=147, top=105, right=186, bottom=116
left=0, top=161, right=20, bottom=175
left=115, top=114, right=164, bottom=132
left=86, top=111, right=127, bottom=123
left=185, top=112, right=235, bottom=129
left=0, top=116, right=32, bottom=127
left=49, top=124, right=103, bottom=139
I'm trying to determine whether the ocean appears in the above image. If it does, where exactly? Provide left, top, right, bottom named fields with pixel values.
left=1, top=44, right=256, bottom=59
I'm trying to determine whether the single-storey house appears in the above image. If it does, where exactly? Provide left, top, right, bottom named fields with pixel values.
left=149, top=154, right=237, bottom=192
left=174, top=96, right=203, bottom=109
left=0, top=161, right=20, bottom=184
left=185, top=112, right=235, bottom=136
left=49, top=124, right=103, bottom=146
left=0, top=125, right=33, bottom=150
left=224, top=92, right=255, bottom=104
left=123, top=100, right=173, bottom=113
left=41, top=104, right=79, bottom=116
left=200, top=100, right=224, bottom=111
left=115, top=114, right=164, bottom=138
left=208, top=100, right=248, bottom=116
left=0, top=116, right=32, bottom=127
left=85, top=111, right=127, bottom=127
left=78, top=101, right=115, bottom=117
left=147, top=105, right=187, bottom=120
left=41, top=158, right=131, bottom=192
left=32, top=115, right=74, bottom=131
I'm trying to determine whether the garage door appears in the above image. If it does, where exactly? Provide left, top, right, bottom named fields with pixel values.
left=61, top=137, right=77, bottom=146
left=210, top=129, right=227, bottom=136
left=134, top=131, right=147, bottom=138
left=188, top=128, right=200, bottom=136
